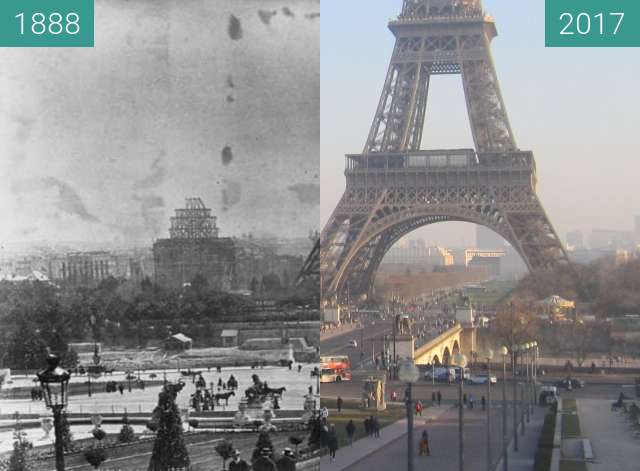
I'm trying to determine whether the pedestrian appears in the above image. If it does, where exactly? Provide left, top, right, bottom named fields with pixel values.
left=469, top=394, right=474, bottom=410
left=276, top=448, right=296, bottom=471
left=372, top=416, right=380, bottom=438
left=308, top=386, right=313, bottom=395
left=415, top=400, right=423, bottom=416
left=391, top=390, right=398, bottom=402
left=364, top=416, right=371, bottom=437
left=298, top=364, right=302, bottom=373
left=337, top=396, right=343, bottom=413
left=437, top=390, right=442, bottom=406
left=419, top=429, right=431, bottom=456
left=431, top=391, right=436, bottom=405
left=328, top=425, right=339, bottom=461
left=254, top=448, right=278, bottom=471
left=346, top=419, right=356, bottom=446
left=118, top=383, right=124, bottom=395
left=229, top=450, right=250, bottom=471
left=463, top=393, right=467, bottom=406
left=481, top=395, right=486, bottom=411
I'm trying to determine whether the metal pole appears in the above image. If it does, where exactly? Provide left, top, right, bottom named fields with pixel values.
left=512, top=350, right=518, bottom=452
left=407, top=382, right=414, bottom=471
left=53, top=406, right=65, bottom=471
left=459, top=369, right=465, bottom=471
left=520, top=351, right=526, bottom=436
left=525, top=350, right=530, bottom=423
left=502, top=355, right=508, bottom=471
left=432, top=359, right=435, bottom=386
left=487, top=360, right=492, bottom=471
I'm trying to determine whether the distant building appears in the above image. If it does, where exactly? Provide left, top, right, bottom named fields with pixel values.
left=153, top=198, right=235, bottom=290
left=588, top=229, right=634, bottom=250
left=566, top=231, right=584, bottom=251
left=384, top=241, right=454, bottom=267
left=165, top=333, right=193, bottom=351
left=221, top=329, right=239, bottom=347
left=49, top=251, right=114, bottom=285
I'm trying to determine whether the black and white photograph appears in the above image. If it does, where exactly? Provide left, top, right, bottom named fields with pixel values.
left=0, top=1, right=321, bottom=470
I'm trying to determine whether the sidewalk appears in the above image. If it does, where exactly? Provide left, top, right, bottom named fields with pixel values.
left=579, top=398, right=640, bottom=470
left=320, top=406, right=450, bottom=471
left=494, top=407, right=546, bottom=471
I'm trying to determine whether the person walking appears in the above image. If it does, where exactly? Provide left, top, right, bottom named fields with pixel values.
left=276, top=448, right=296, bottom=471
left=469, top=394, right=474, bottom=410
left=481, top=395, right=486, bottom=411
left=328, top=425, right=339, bottom=461
left=254, top=448, right=278, bottom=471
left=364, top=416, right=371, bottom=437
left=346, top=419, right=356, bottom=446
left=372, top=416, right=380, bottom=438
left=337, top=396, right=343, bottom=413
left=118, top=383, right=124, bottom=395
left=415, top=400, right=423, bottom=416
left=431, top=391, right=436, bottom=405
left=229, top=450, right=250, bottom=471
left=437, top=390, right=442, bottom=406
left=419, top=429, right=431, bottom=456
left=463, top=393, right=467, bottom=406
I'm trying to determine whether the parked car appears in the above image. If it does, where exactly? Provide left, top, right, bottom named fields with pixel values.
left=554, top=378, right=585, bottom=389
left=347, top=339, right=358, bottom=348
left=466, top=374, right=497, bottom=385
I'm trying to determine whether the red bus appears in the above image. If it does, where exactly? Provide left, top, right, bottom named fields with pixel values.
left=320, top=355, right=353, bottom=383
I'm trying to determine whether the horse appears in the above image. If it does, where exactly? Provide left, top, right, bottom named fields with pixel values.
left=214, top=391, right=235, bottom=406
left=265, top=386, right=286, bottom=397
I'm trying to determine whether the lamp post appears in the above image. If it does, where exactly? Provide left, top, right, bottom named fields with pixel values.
left=511, top=344, right=519, bottom=452
left=524, top=343, right=531, bottom=423
left=532, top=341, right=539, bottom=407
left=37, top=354, right=71, bottom=471
left=398, top=359, right=420, bottom=471
left=500, top=346, right=509, bottom=471
left=453, top=352, right=468, bottom=471
left=486, top=349, right=494, bottom=471
left=520, top=344, right=526, bottom=436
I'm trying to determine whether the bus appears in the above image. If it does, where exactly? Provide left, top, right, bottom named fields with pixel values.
left=320, top=355, right=353, bottom=383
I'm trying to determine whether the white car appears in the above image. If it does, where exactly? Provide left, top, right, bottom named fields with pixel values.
left=347, top=339, right=358, bottom=348
left=466, top=374, right=497, bottom=385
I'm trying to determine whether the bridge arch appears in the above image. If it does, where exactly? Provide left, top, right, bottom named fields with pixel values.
left=332, top=208, right=526, bottom=300
left=432, top=354, right=441, bottom=366
left=452, top=340, right=460, bottom=356
left=442, top=346, right=451, bottom=365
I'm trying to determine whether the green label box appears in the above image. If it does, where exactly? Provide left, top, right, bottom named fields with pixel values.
left=0, top=0, right=93, bottom=47
left=546, top=0, right=640, bottom=47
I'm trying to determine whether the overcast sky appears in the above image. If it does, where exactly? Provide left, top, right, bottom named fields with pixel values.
left=321, top=0, right=640, bottom=247
left=0, top=0, right=319, bottom=247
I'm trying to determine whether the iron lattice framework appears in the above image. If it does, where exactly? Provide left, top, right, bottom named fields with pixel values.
left=169, top=197, right=219, bottom=239
left=320, top=0, right=569, bottom=303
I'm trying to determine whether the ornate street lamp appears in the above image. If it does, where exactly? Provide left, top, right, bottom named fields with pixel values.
left=452, top=352, right=468, bottom=471
left=37, top=354, right=71, bottom=471
left=499, top=346, right=509, bottom=471
left=486, top=349, right=494, bottom=471
left=398, top=359, right=420, bottom=471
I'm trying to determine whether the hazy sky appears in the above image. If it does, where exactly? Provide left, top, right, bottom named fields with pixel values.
left=321, top=0, right=640, bottom=247
left=0, top=0, right=319, bottom=247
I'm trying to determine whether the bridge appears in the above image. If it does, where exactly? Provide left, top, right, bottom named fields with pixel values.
left=403, top=324, right=477, bottom=366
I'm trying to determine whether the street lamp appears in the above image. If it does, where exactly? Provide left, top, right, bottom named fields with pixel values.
left=532, top=341, right=539, bottom=407
left=524, top=343, right=531, bottom=423
left=499, top=346, right=509, bottom=471
left=37, top=354, right=71, bottom=471
left=452, top=352, right=468, bottom=471
left=519, top=344, right=526, bottom=436
left=486, top=349, right=494, bottom=471
left=511, top=344, right=519, bottom=452
left=398, top=359, right=420, bottom=471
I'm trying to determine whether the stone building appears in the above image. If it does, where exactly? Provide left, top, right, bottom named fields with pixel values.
left=48, top=251, right=115, bottom=285
left=153, top=198, right=235, bottom=290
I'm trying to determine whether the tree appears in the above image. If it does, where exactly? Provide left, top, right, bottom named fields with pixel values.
left=251, top=431, right=274, bottom=462
left=118, top=412, right=136, bottom=444
left=566, top=321, right=594, bottom=367
left=492, top=298, right=538, bottom=355
left=147, top=386, right=190, bottom=471
left=7, top=416, right=33, bottom=471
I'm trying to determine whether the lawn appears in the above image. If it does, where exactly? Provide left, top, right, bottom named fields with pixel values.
left=319, top=398, right=407, bottom=448
left=559, top=461, right=587, bottom=471
left=561, top=414, right=581, bottom=438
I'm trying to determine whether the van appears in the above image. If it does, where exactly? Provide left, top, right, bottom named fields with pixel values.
left=425, top=367, right=455, bottom=382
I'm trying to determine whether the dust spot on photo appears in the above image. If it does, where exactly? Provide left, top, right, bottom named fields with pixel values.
left=222, top=180, right=242, bottom=210
left=221, top=146, right=234, bottom=166
left=282, top=7, right=295, bottom=18
left=287, top=183, right=319, bottom=206
left=226, top=95, right=235, bottom=103
left=133, top=152, right=167, bottom=190
left=305, top=12, right=320, bottom=20
left=228, top=15, right=243, bottom=40
left=227, top=75, right=235, bottom=88
left=258, top=10, right=277, bottom=25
